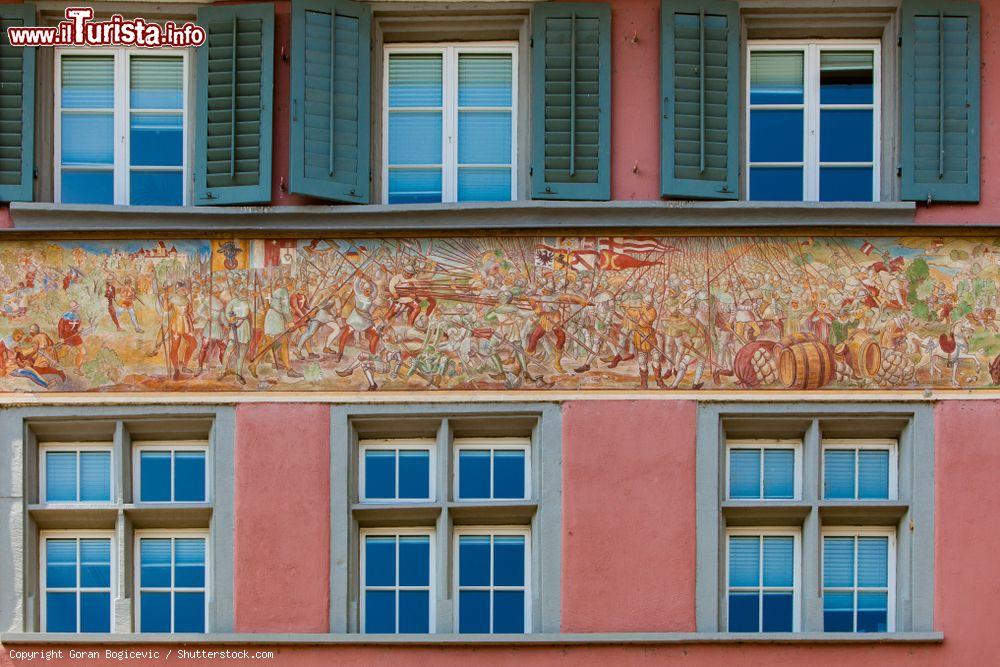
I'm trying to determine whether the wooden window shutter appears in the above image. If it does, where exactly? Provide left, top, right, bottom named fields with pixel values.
left=0, top=3, right=36, bottom=202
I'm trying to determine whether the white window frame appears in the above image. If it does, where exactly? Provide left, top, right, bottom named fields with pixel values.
left=54, top=46, right=191, bottom=206
left=725, top=527, right=802, bottom=633
left=453, top=526, right=531, bottom=634
left=39, top=443, right=114, bottom=504
left=133, top=529, right=210, bottom=634
left=821, top=527, right=896, bottom=633
left=39, top=530, right=116, bottom=633
left=745, top=40, right=881, bottom=202
left=453, top=437, right=531, bottom=501
left=822, top=438, right=898, bottom=501
left=132, top=441, right=210, bottom=504
left=725, top=439, right=802, bottom=501
left=381, top=42, right=518, bottom=204
left=359, top=528, right=436, bottom=634
left=359, top=438, right=436, bottom=503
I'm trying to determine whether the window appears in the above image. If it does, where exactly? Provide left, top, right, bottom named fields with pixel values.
left=40, top=444, right=112, bottom=503
left=383, top=44, right=517, bottom=204
left=361, top=530, right=434, bottom=633
left=133, top=442, right=208, bottom=503
left=135, top=532, right=208, bottom=633
left=822, top=529, right=894, bottom=632
left=823, top=439, right=896, bottom=501
left=455, top=529, right=530, bottom=633
left=726, top=440, right=800, bottom=500
left=55, top=49, right=188, bottom=205
left=359, top=439, right=434, bottom=502
left=40, top=532, right=114, bottom=632
left=746, top=42, right=879, bottom=202
left=726, top=530, right=800, bottom=632
left=455, top=437, right=529, bottom=500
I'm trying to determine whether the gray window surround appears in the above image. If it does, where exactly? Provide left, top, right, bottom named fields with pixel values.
left=330, top=403, right=562, bottom=634
left=0, top=405, right=235, bottom=635
left=696, top=402, right=934, bottom=634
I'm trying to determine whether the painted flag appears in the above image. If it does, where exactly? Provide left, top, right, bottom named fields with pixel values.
left=597, top=249, right=663, bottom=271
left=859, top=241, right=875, bottom=256
left=249, top=239, right=298, bottom=268
left=598, top=237, right=680, bottom=255
left=211, top=239, right=248, bottom=271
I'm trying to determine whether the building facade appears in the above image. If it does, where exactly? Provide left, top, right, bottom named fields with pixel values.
left=0, top=0, right=998, bottom=664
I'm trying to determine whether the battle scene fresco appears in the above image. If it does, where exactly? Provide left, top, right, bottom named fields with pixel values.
left=2, top=234, right=1000, bottom=392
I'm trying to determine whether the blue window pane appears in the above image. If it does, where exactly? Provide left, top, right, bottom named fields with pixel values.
left=62, top=113, right=114, bottom=164
left=388, top=112, right=442, bottom=165
left=130, top=56, right=183, bottom=110
left=728, top=592, right=759, bottom=632
left=387, top=169, right=442, bottom=205
left=820, top=51, right=874, bottom=105
left=858, top=450, right=890, bottom=500
left=46, top=592, right=77, bottom=632
left=174, top=538, right=206, bottom=588
left=61, top=170, right=114, bottom=205
left=174, top=592, right=206, bottom=632
left=140, top=538, right=172, bottom=588
left=365, top=590, right=395, bottom=633
left=763, top=449, right=794, bottom=499
left=857, top=537, right=888, bottom=588
left=175, top=452, right=206, bottom=502
left=820, top=110, right=873, bottom=162
left=728, top=536, right=760, bottom=588
left=398, top=450, right=430, bottom=500
left=130, top=171, right=183, bottom=206
left=80, top=539, right=111, bottom=588
left=459, top=450, right=491, bottom=499
left=762, top=592, right=794, bottom=632
left=388, top=54, right=443, bottom=107
left=750, top=110, right=803, bottom=162
left=823, top=591, right=854, bottom=632
left=365, top=536, right=396, bottom=587
left=459, top=535, right=491, bottom=586
left=749, top=167, right=803, bottom=201
left=494, top=450, right=525, bottom=499
left=750, top=51, right=804, bottom=104
left=46, top=539, right=77, bottom=588
left=458, top=54, right=512, bottom=107
left=823, top=536, right=855, bottom=588
left=857, top=592, right=888, bottom=632
left=399, top=590, right=430, bottom=633
left=729, top=449, right=761, bottom=499
left=459, top=590, right=490, bottom=633
left=141, top=451, right=172, bottom=502
left=820, top=167, right=873, bottom=202
left=398, top=536, right=430, bottom=587
left=80, top=452, right=111, bottom=502
left=493, top=536, right=525, bottom=586
left=824, top=450, right=856, bottom=499
left=130, top=114, right=183, bottom=166
left=458, top=111, right=511, bottom=165
left=364, top=450, right=395, bottom=500
left=46, top=452, right=78, bottom=502
left=140, top=591, right=171, bottom=632
left=80, top=592, right=110, bottom=632
left=457, top=168, right=511, bottom=202
left=762, top=536, right=794, bottom=587
left=493, top=590, right=524, bottom=633
left=61, top=56, right=114, bottom=108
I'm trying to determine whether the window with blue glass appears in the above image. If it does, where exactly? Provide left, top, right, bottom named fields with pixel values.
left=823, top=440, right=895, bottom=501
left=42, top=534, right=113, bottom=632
left=823, top=531, right=894, bottom=632
left=455, top=439, right=529, bottom=501
left=747, top=43, right=879, bottom=202
left=56, top=50, right=186, bottom=206
left=727, top=441, right=799, bottom=500
left=384, top=45, right=517, bottom=204
left=360, top=440, right=433, bottom=502
left=41, top=446, right=112, bottom=503
left=135, top=444, right=208, bottom=503
left=456, top=531, right=529, bottom=633
left=136, top=533, right=208, bottom=633
left=361, top=532, right=433, bottom=633
left=727, top=532, right=798, bottom=632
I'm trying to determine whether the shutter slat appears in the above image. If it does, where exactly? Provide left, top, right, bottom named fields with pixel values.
left=0, top=4, right=35, bottom=200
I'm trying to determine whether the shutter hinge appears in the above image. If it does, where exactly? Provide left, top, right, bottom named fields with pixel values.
left=898, top=36, right=902, bottom=47
left=529, top=37, right=534, bottom=48
left=203, top=191, right=217, bottom=200
left=927, top=193, right=933, bottom=205
left=896, top=164, right=902, bottom=177
left=529, top=166, right=533, bottom=176
left=32, top=167, right=37, bottom=179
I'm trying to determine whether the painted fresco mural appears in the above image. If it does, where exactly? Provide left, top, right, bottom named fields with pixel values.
left=1, top=234, right=999, bottom=392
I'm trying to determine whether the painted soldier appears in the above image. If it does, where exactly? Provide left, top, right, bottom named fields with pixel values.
left=57, top=300, right=85, bottom=372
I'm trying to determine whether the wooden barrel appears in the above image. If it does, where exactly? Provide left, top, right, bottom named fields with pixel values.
left=843, top=332, right=882, bottom=379
left=778, top=340, right=836, bottom=390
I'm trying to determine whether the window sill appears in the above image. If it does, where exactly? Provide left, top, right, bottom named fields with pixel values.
left=721, top=501, right=812, bottom=526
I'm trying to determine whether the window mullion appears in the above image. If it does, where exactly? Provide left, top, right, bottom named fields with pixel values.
left=116, top=50, right=129, bottom=205
left=445, top=47, right=458, bottom=203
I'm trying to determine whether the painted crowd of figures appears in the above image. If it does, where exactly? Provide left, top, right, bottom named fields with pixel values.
left=1, top=234, right=999, bottom=392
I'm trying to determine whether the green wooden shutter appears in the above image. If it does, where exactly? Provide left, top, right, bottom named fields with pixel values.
left=289, top=0, right=370, bottom=203
left=531, top=2, right=611, bottom=200
left=0, top=3, right=35, bottom=202
left=901, top=0, right=980, bottom=203
left=661, top=0, right=738, bottom=199
left=194, top=3, right=275, bottom=205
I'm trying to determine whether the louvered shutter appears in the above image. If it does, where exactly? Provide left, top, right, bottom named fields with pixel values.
left=531, top=3, right=611, bottom=200
left=661, top=0, right=738, bottom=199
left=194, top=3, right=274, bottom=205
left=0, top=3, right=35, bottom=202
left=901, top=0, right=980, bottom=203
left=289, top=0, right=370, bottom=202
